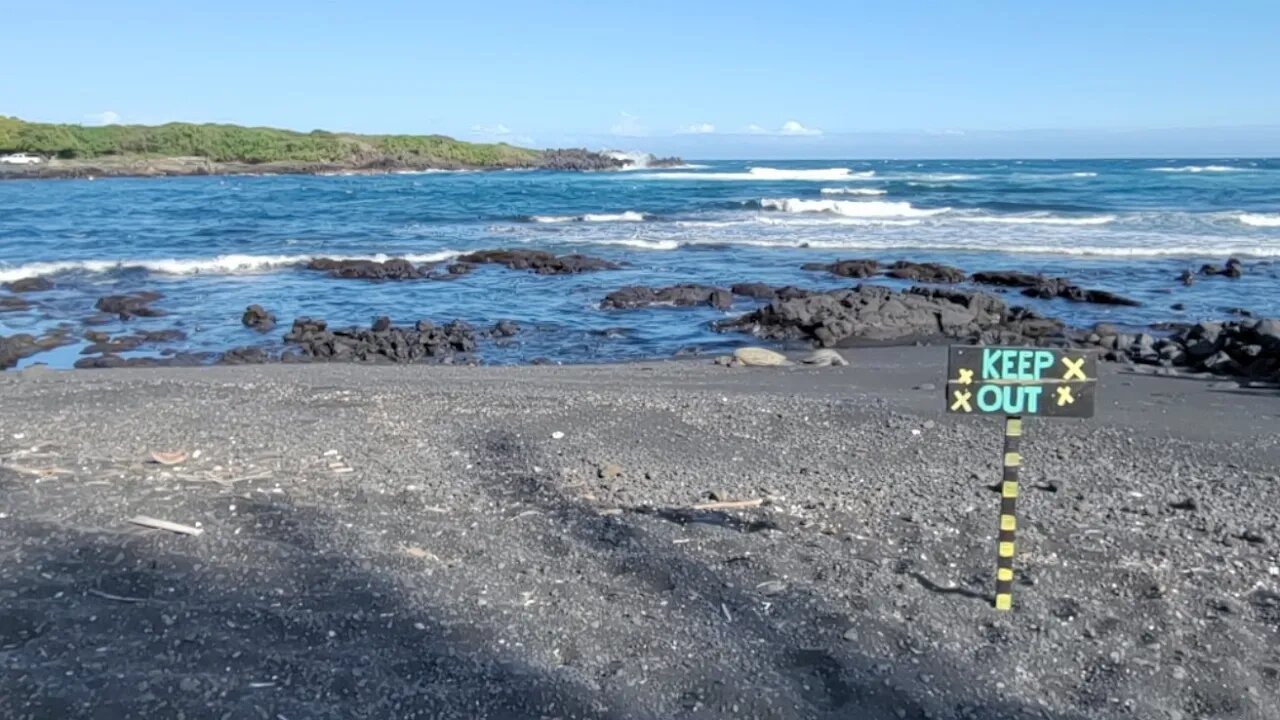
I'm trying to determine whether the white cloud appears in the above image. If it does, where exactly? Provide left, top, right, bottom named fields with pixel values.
left=678, top=122, right=716, bottom=134
left=610, top=112, right=647, bottom=137
left=84, top=110, right=121, bottom=126
left=471, top=123, right=512, bottom=135
left=779, top=120, right=822, bottom=136
left=745, top=123, right=767, bottom=135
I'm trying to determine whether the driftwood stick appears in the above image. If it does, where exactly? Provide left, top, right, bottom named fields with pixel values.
left=88, top=588, right=149, bottom=603
left=689, top=498, right=765, bottom=511
left=128, top=515, right=204, bottom=536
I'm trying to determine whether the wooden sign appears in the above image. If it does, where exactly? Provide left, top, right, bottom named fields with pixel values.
left=946, top=346, right=1097, bottom=418
left=944, top=345, right=1099, bottom=612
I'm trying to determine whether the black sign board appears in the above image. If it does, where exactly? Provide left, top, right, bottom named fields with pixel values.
left=946, top=346, right=1097, bottom=419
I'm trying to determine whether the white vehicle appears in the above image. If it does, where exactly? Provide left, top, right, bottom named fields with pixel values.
left=0, top=152, right=44, bottom=165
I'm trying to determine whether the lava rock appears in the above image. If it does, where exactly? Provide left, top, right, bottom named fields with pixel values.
left=801, top=259, right=880, bottom=278
left=95, top=292, right=165, bottom=319
left=1200, top=258, right=1244, bottom=278
left=601, top=285, right=734, bottom=310
left=306, top=257, right=433, bottom=280
left=218, top=346, right=271, bottom=365
left=283, top=316, right=477, bottom=363
left=0, top=295, right=31, bottom=312
left=492, top=320, right=520, bottom=337
left=242, top=304, right=276, bottom=331
left=885, top=261, right=965, bottom=284
left=1, top=330, right=75, bottom=370
left=455, top=249, right=619, bottom=275
left=3, top=277, right=53, bottom=293
left=971, top=271, right=1045, bottom=288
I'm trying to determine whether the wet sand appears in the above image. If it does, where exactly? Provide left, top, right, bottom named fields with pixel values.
left=1, top=348, right=1278, bottom=719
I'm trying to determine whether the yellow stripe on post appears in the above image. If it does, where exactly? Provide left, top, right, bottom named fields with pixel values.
left=997, top=568, right=1013, bottom=582
left=1001, top=482, right=1018, bottom=498
left=1000, top=514, right=1016, bottom=531
left=1003, top=452, right=1021, bottom=467
left=995, top=593, right=1012, bottom=611
left=1005, top=418, right=1022, bottom=436
left=998, top=541, right=1015, bottom=558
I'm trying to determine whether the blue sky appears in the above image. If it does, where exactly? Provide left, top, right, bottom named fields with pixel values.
left=4, top=1, right=1279, bottom=157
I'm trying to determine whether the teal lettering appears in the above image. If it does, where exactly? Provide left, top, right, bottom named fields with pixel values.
left=1033, top=351, right=1053, bottom=378
left=1025, top=386, right=1043, bottom=414
left=976, top=384, right=1003, bottom=412
left=982, top=349, right=1000, bottom=379
left=1000, top=351, right=1014, bottom=378
left=1016, top=350, right=1032, bottom=379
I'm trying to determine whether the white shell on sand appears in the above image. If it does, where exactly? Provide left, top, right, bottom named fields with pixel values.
left=801, top=349, right=849, bottom=367
left=733, top=347, right=790, bottom=366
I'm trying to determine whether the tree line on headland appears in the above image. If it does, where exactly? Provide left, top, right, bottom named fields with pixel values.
left=0, top=116, right=662, bottom=171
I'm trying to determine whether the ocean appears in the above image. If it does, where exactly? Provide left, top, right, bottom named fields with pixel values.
left=2, top=158, right=1278, bottom=367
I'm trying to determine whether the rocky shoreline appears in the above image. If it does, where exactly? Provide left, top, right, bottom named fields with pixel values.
left=0, top=149, right=684, bottom=181
left=2, top=251, right=1277, bottom=384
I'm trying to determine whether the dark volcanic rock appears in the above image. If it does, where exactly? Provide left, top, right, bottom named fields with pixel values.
left=885, top=261, right=966, bottom=284
left=0, top=295, right=30, bottom=312
left=1178, top=270, right=1196, bottom=286
left=971, top=271, right=1044, bottom=288
left=1019, top=277, right=1140, bottom=306
left=129, top=328, right=188, bottom=343
left=714, top=284, right=1051, bottom=348
left=729, top=283, right=813, bottom=301
left=535, top=149, right=627, bottom=171
left=306, top=257, right=433, bottom=280
left=218, top=346, right=271, bottom=365
left=1, top=330, right=75, bottom=370
left=81, top=338, right=143, bottom=355
left=491, top=320, right=520, bottom=337
left=601, top=285, right=733, bottom=310
left=455, top=249, right=618, bottom=275
left=1200, top=258, right=1244, bottom=278
left=242, top=304, right=276, bottom=331
left=4, top=277, right=53, bottom=293
left=801, top=259, right=880, bottom=278
left=1092, top=317, right=1280, bottom=380
left=283, top=317, right=477, bottom=363
left=95, top=292, right=164, bottom=319
left=73, top=353, right=206, bottom=369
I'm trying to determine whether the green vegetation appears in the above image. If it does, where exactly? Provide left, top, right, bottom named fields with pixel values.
left=0, top=116, right=541, bottom=167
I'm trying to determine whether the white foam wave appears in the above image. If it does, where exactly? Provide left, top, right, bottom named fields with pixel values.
left=580, top=238, right=679, bottom=250
left=530, top=211, right=646, bottom=223
left=899, top=173, right=980, bottom=182
left=0, top=251, right=460, bottom=283
left=958, top=215, right=1116, bottom=226
left=1149, top=165, right=1244, bottom=173
left=819, top=187, right=887, bottom=196
left=753, top=216, right=923, bottom=227
left=759, top=198, right=949, bottom=218
left=1239, top=213, right=1280, bottom=227
left=1071, top=172, right=1098, bottom=177
left=640, top=167, right=874, bottom=182
left=668, top=237, right=1280, bottom=257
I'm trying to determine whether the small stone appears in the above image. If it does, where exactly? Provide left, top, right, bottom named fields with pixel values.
left=1169, top=498, right=1198, bottom=511
left=733, top=347, right=790, bottom=367
left=914, top=383, right=937, bottom=391
left=714, top=355, right=735, bottom=367
left=597, top=463, right=623, bottom=480
left=551, top=431, right=565, bottom=440
left=1239, top=529, right=1268, bottom=544
left=371, top=315, right=392, bottom=332
left=843, top=627, right=858, bottom=641
left=756, top=580, right=787, bottom=596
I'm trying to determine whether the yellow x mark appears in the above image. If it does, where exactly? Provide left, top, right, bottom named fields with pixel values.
left=956, top=368, right=974, bottom=385
left=951, top=390, right=972, bottom=412
left=1056, top=385, right=1075, bottom=406
left=1061, top=357, right=1086, bottom=381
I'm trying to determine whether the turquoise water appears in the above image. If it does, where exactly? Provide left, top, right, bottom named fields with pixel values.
left=1, top=159, right=1278, bottom=365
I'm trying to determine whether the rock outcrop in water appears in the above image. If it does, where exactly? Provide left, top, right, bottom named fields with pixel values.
left=305, top=258, right=435, bottom=280
left=94, top=292, right=165, bottom=319
left=1, top=329, right=75, bottom=369
left=242, top=305, right=276, bottom=332
left=3, top=277, right=53, bottom=293
left=715, top=285, right=1063, bottom=348
left=601, top=285, right=735, bottom=310
left=282, top=317, right=477, bottom=363
left=454, top=249, right=618, bottom=275
left=1199, top=258, right=1244, bottom=278
left=0, top=295, right=30, bottom=312
left=884, top=261, right=966, bottom=284
left=801, top=259, right=880, bottom=278
left=970, top=271, right=1140, bottom=306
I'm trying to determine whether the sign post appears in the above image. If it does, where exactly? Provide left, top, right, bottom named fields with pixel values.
left=946, top=346, right=1097, bottom=611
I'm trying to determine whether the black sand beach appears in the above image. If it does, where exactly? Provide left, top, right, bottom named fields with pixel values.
left=2, top=349, right=1278, bottom=719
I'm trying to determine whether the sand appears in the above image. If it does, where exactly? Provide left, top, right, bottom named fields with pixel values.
left=1, top=348, right=1278, bottom=719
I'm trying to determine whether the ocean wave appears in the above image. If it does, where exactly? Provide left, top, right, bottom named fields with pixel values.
left=675, top=217, right=922, bottom=228
left=1240, top=213, right=1280, bottom=227
left=666, top=237, right=1280, bottom=257
left=1071, top=172, right=1098, bottom=177
left=530, top=211, right=646, bottom=223
left=1149, top=165, right=1245, bottom=173
left=819, top=187, right=887, bottom=196
left=896, top=173, right=980, bottom=182
left=758, top=198, right=949, bottom=218
left=639, top=167, right=874, bottom=181
left=0, top=251, right=460, bottom=283
left=957, top=214, right=1116, bottom=226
